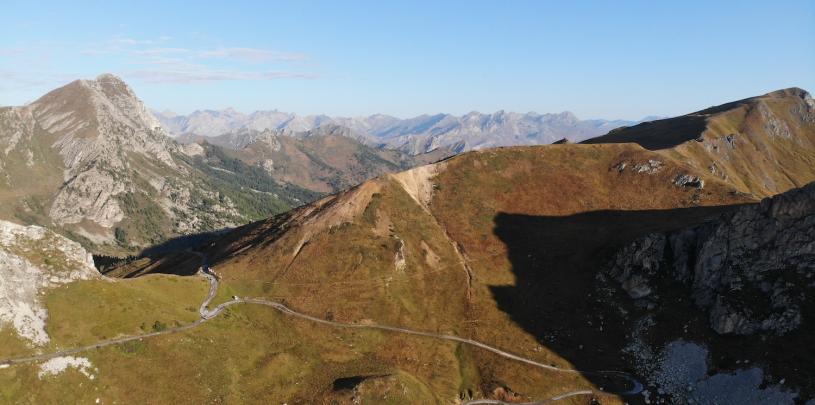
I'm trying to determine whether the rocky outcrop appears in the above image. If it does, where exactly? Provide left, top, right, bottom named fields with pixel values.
left=0, top=75, right=268, bottom=250
left=49, top=166, right=128, bottom=227
left=609, top=182, right=815, bottom=335
left=673, top=174, right=704, bottom=189
left=31, top=74, right=183, bottom=230
left=0, top=220, right=98, bottom=345
left=613, top=159, right=665, bottom=175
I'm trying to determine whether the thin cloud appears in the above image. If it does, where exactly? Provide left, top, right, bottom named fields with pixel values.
left=94, top=45, right=310, bottom=64
left=0, top=71, right=78, bottom=92
left=131, top=48, right=192, bottom=56
left=128, top=68, right=318, bottom=83
left=0, top=48, right=23, bottom=57
left=3, top=36, right=319, bottom=93
left=0, top=71, right=47, bottom=88
left=199, top=47, right=308, bottom=63
left=80, top=49, right=113, bottom=56
left=78, top=36, right=310, bottom=65
left=81, top=36, right=174, bottom=56
left=108, top=37, right=155, bottom=46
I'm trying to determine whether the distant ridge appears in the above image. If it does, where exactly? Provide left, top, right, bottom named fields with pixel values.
left=584, top=87, right=815, bottom=197
left=154, top=108, right=654, bottom=154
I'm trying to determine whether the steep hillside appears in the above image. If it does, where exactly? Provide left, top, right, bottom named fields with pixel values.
left=0, top=75, right=322, bottom=254
left=0, top=224, right=212, bottom=403
left=585, top=88, right=815, bottom=197
left=209, top=125, right=453, bottom=193
left=174, top=125, right=452, bottom=202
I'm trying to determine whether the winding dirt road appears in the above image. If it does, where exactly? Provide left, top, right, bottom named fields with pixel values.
left=0, top=255, right=643, bottom=403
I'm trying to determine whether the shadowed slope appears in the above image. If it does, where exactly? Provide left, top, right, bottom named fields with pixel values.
left=489, top=206, right=745, bottom=390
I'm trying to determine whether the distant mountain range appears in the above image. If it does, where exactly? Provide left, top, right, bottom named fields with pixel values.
left=154, top=108, right=658, bottom=154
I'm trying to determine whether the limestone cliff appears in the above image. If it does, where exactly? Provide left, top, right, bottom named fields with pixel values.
left=609, top=181, right=815, bottom=335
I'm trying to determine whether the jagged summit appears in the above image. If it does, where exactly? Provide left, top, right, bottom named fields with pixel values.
left=155, top=106, right=646, bottom=154
left=30, top=73, right=163, bottom=142
left=93, top=72, right=128, bottom=88
left=766, top=86, right=811, bottom=99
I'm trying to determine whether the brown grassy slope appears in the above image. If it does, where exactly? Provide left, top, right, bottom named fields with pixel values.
left=28, top=79, right=102, bottom=139
left=198, top=176, right=473, bottom=331
left=173, top=177, right=501, bottom=402
left=120, top=142, right=754, bottom=402
left=663, top=88, right=815, bottom=197
left=232, top=134, right=401, bottom=193
left=584, top=88, right=815, bottom=197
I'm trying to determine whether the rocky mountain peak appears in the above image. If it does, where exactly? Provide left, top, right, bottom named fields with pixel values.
left=555, top=111, right=579, bottom=122
left=766, top=86, right=811, bottom=100
left=303, top=123, right=351, bottom=138
left=31, top=75, right=174, bottom=174
left=158, top=107, right=643, bottom=154
left=0, top=75, right=193, bottom=243
left=31, top=73, right=163, bottom=138
left=86, top=73, right=163, bottom=131
left=93, top=73, right=131, bottom=94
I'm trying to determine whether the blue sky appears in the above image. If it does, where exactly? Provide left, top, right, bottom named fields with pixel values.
left=1, top=1, right=813, bottom=120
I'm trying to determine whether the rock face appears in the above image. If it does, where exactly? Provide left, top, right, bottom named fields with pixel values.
left=30, top=74, right=180, bottom=230
left=0, top=75, right=319, bottom=253
left=0, top=220, right=98, bottom=345
left=156, top=108, right=647, bottom=154
left=0, top=75, right=239, bottom=249
left=609, top=181, right=815, bottom=335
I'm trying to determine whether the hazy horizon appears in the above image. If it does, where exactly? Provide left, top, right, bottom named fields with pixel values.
left=2, top=1, right=813, bottom=120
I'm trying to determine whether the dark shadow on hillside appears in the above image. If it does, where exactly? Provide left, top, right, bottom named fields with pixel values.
left=489, top=204, right=748, bottom=394
left=95, top=227, right=232, bottom=277
left=98, top=204, right=303, bottom=278
left=581, top=92, right=771, bottom=150
left=138, top=228, right=232, bottom=257
left=581, top=113, right=708, bottom=150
